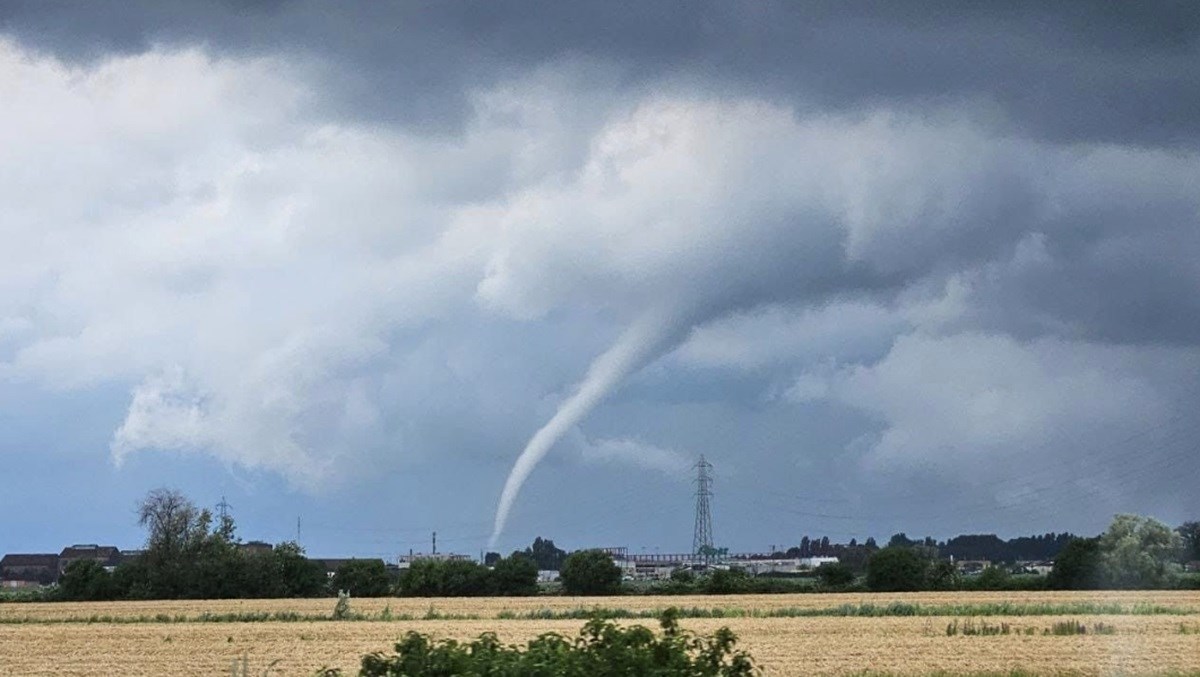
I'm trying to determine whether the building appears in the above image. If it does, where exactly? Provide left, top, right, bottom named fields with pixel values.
left=595, top=548, right=695, bottom=580
left=58, top=545, right=122, bottom=576
left=798, top=556, right=839, bottom=569
left=396, top=552, right=473, bottom=569
left=954, top=559, right=992, bottom=575
left=0, top=554, right=59, bottom=586
left=317, top=558, right=354, bottom=579
left=239, top=541, right=274, bottom=556
left=1016, top=560, right=1054, bottom=576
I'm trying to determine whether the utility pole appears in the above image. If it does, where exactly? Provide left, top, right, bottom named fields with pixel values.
left=296, top=516, right=301, bottom=544
left=692, top=455, right=714, bottom=563
left=432, top=531, right=437, bottom=555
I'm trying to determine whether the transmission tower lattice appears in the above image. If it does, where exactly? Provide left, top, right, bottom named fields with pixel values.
left=216, top=496, right=232, bottom=523
left=692, top=455, right=714, bottom=562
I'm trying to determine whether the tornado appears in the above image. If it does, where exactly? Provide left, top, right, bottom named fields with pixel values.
left=489, top=311, right=684, bottom=548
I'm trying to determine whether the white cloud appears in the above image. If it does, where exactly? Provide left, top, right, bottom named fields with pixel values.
left=791, top=332, right=1190, bottom=476
left=576, top=435, right=692, bottom=478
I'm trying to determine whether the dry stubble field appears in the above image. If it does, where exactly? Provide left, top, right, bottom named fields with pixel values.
left=2, top=591, right=1199, bottom=676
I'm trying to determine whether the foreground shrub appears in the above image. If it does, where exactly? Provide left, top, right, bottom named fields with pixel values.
left=325, top=609, right=758, bottom=676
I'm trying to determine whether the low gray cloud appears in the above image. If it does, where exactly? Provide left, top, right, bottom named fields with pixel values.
left=4, top=2, right=1199, bottom=144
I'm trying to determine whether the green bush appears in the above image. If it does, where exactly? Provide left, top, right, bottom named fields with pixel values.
left=865, top=547, right=928, bottom=592
left=326, top=609, right=759, bottom=676
left=397, top=559, right=489, bottom=597
left=670, top=567, right=696, bottom=584
left=58, top=559, right=115, bottom=601
left=816, top=562, right=855, bottom=589
left=560, top=550, right=623, bottom=596
left=1048, top=538, right=1102, bottom=590
left=970, top=566, right=1013, bottom=591
left=332, top=560, right=391, bottom=597
left=489, top=555, right=539, bottom=596
left=395, top=555, right=541, bottom=597
left=703, top=568, right=750, bottom=595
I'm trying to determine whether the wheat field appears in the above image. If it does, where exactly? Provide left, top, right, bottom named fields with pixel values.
left=2, top=592, right=1199, bottom=675
left=4, top=590, right=1199, bottom=622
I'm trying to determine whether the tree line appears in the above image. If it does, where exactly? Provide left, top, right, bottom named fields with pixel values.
left=862, top=514, right=1198, bottom=593
left=54, top=488, right=1200, bottom=600
left=57, top=489, right=544, bottom=601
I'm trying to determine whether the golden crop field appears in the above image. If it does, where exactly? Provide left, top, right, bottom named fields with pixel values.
left=4, top=590, right=1199, bottom=622
left=2, top=592, right=1199, bottom=676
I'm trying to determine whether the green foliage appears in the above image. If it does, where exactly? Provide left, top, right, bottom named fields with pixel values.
left=671, top=568, right=696, bottom=584
left=1179, top=522, right=1200, bottom=562
left=703, top=568, right=751, bottom=595
left=58, top=559, right=114, bottom=601
left=816, top=562, right=855, bottom=589
left=865, top=547, right=928, bottom=592
left=83, top=489, right=332, bottom=600
left=1098, top=514, right=1184, bottom=589
left=1048, top=538, right=1102, bottom=590
left=560, top=550, right=623, bottom=596
left=489, top=554, right=539, bottom=596
left=521, top=536, right=568, bottom=571
left=971, top=566, right=1012, bottom=591
left=332, top=559, right=390, bottom=597
left=925, top=560, right=960, bottom=591
left=333, top=609, right=759, bottom=677
left=397, top=556, right=534, bottom=597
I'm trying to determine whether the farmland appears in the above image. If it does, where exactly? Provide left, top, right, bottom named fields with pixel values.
left=2, top=591, right=1199, bottom=676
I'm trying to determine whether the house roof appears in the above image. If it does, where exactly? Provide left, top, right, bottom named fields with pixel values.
left=58, top=545, right=122, bottom=565
left=0, top=553, right=59, bottom=568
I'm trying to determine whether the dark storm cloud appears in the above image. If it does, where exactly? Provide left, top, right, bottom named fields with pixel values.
left=2, top=1, right=1199, bottom=549
left=4, top=1, right=1198, bottom=144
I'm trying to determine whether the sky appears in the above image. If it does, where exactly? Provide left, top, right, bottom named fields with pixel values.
left=1, top=2, right=1198, bottom=560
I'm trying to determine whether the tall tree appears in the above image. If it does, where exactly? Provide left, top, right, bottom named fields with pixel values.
left=490, top=555, right=539, bottom=596
left=138, top=488, right=204, bottom=555
left=333, top=559, right=391, bottom=597
left=866, top=547, right=928, bottom=592
left=1098, top=514, right=1183, bottom=589
left=523, top=537, right=568, bottom=571
left=1178, top=522, right=1200, bottom=562
left=560, top=550, right=622, bottom=596
left=1048, top=538, right=1102, bottom=590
